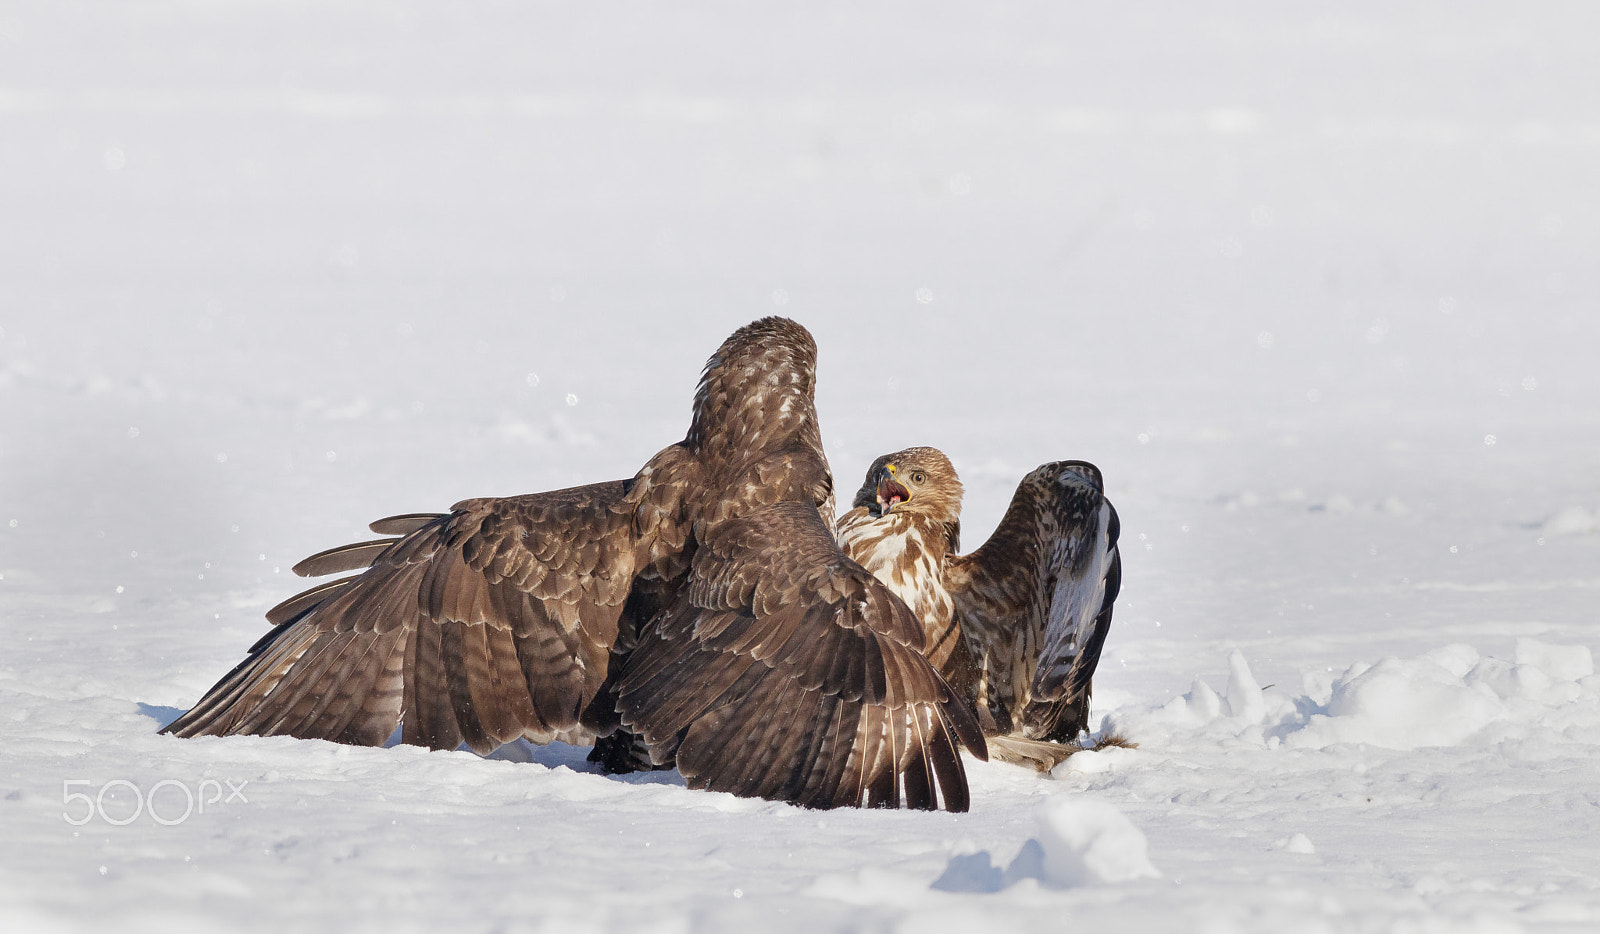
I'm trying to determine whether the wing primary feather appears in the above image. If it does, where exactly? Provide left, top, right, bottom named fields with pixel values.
left=161, top=623, right=320, bottom=737
left=334, top=629, right=408, bottom=745
left=273, top=630, right=383, bottom=738
left=901, top=706, right=935, bottom=811
left=830, top=703, right=873, bottom=809
left=292, top=540, right=399, bottom=578
left=369, top=513, right=448, bottom=535
left=778, top=692, right=837, bottom=804
left=659, top=651, right=770, bottom=779
left=246, top=620, right=297, bottom=656
left=734, top=677, right=807, bottom=798
left=696, top=673, right=786, bottom=796
left=924, top=711, right=969, bottom=813
left=940, top=688, right=988, bottom=760
left=298, top=628, right=389, bottom=741
left=405, top=605, right=461, bottom=750
left=1061, top=549, right=1119, bottom=706
left=440, top=620, right=492, bottom=754
left=1027, top=548, right=1121, bottom=741
left=861, top=635, right=888, bottom=704
left=642, top=649, right=759, bottom=743
left=863, top=707, right=897, bottom=808
left=244, top=631, right=361, bottom=736
left=265, top=577, right=358, bottom=626
left=796, top=695, right=854, bottom=808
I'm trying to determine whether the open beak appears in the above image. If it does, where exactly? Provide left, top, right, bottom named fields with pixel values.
left=875, top=475, right=911, bottom=513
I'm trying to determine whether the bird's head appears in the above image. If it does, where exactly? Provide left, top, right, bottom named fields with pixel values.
left=852, top=447, right=963, bottom=523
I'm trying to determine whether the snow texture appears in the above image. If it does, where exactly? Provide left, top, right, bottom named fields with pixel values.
left=4, top=2, right=1600, bottom=932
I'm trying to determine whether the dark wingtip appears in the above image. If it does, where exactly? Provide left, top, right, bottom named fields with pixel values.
left=947, top=697, right=988, bottom=762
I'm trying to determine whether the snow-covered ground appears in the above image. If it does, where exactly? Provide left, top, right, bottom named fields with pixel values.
left=3, top=3, right=1599, bottom=931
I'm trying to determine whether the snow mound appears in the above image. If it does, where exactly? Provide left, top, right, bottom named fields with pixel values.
left=1289, top=639, right=1596, bottom=750
left=1033, top=797, right=1161, bottom=886
left=1288, top=650, right=1513, bottom=750
left=1117, top=639, right=1599, bottom=752
left=929, top=797, right=1160, bottom=893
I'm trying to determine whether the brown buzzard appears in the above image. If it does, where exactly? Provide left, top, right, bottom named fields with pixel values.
left=834, top=447, right=1121, bottom=770
left=163, top=319, right=985, bottom=811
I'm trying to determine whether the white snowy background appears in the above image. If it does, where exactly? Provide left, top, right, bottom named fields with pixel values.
left=3, top=2, right=1598, bottom=931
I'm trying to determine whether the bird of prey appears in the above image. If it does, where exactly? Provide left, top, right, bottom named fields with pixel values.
left=162, top=318, right=985, bottom=811
left=834, top=447, right=1121, bottom=770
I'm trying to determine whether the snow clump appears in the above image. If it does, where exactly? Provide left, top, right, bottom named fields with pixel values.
left=1033, top=797, right=1161, bottom=887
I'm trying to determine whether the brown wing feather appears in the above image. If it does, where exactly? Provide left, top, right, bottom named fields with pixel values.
left=615, top=502, right=984, bottom=812
left=163, top=463, right=697, bottom=752
left=369, top=513, right=448, bottom=535
left=291, top=540, right=400, bottom=578
left=265, top=577, right=358, bottom=626
left=944, top=460, right=1121, bottom=743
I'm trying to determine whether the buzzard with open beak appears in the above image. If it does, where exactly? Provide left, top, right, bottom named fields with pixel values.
left=876, top=464, right=912, bottom=513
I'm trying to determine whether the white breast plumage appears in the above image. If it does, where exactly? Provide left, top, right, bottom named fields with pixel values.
left=835, top=510, right=954, bottom=632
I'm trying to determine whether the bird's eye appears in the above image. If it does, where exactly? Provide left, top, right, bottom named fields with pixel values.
left=911, top=471, right=926, bottom=484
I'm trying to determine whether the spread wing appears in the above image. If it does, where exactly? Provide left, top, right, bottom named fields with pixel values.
left=612, top=502, right=986, bottom=811
left=944, top=461, right=1121, bottom=742
left=163, top=459, right=697, bottom=754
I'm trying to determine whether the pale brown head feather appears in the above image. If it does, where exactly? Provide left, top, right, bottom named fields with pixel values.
left=850, top=446, right=963, bottom=527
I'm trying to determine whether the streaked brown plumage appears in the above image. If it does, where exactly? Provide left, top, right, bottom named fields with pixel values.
left=163, top=318, right=984, bottom=811
left=836, top=447, right=1121, bottom=770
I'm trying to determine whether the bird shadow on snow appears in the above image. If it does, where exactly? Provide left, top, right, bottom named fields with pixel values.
left=479, top=739, right=689, bottom=788
left=138, top=704, right=185, bottom=730
left=135, top=707, right=687, bottom=788
left=931, top=840, right=1048, bottom=894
